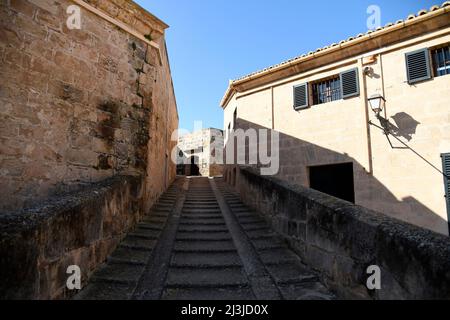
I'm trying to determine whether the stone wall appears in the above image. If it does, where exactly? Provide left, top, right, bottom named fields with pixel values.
left=227, top=166, right=450, bottom=299
left=0, top=175, right=143, bottom=299
left=0, top=0, right=178, bottom=213
left=177, top=128, right=224, bottom=177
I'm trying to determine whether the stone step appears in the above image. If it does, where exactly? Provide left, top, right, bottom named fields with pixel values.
left=108, top=247, right=151, bottom=265
left=176, top=231, right=232, bottom=241
left=137, top=223, right=164, bottom=231
left=230, top=207, right=251, bottom=213
left=166, top=267, right=248, bottom=288
left=183, top=205, right=220, bottom=210
left=74, top=282, right=136, bottom=300
left=134, top=227, right=161, bottom=236
left=91, top=263, right=144, bottom=284
left=258, top=248, right=301, bottom=265
left=147, top=212, right=169, bottom=219
left=162, top=287, right=254, bottom=300
left=174, top=240, right=236, bottom=252
left=184, top=200, right=218, bottom=204
left=171, top=252, right=242, bottom=268
left=251, top=238, right=285, bottom=250
left=178, top=224, right=229, bottom=233
left=237, top=217, right=265, bottom=225
left=234, top=212, right=258, bottom=219
left=128, top=228, right=160, bottom=240
left=241, top=222, right=270, bottom=231
left=179, top=219, right=225, bottom=226
left=142, top=216, right=167, bottom=224
left=266, top=263, right=318, bottom=284
left=182, top=209, right=222, bottom=214
left=119, top=237, right=157, bottom=251
left=278, top=281, right=335, bottom=300
left=181, top=214, right=223, bottom=220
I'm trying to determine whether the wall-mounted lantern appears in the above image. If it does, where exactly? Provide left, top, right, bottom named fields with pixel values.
left=368, top=94, right=386, bottom=116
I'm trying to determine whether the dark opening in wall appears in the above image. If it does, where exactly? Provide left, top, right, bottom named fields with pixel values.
left=190, top=156, right=200, bottom=176
left=309, top=162, right=355, bottom=203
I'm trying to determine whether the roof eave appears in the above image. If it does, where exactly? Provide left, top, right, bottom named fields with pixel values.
left=220, top=3, right=450, bottom=109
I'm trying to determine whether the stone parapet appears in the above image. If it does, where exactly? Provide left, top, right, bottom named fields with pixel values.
left=0, top=175, right=143, bottom=299
left=227, top=166, right=450, bottom=299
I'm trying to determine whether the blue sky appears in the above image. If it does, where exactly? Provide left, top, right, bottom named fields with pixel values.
left=135, top=0, right=437, bottom=132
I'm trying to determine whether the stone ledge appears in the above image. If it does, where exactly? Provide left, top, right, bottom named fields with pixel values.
left=0, top=175, right=143, bottom=299
left=229, top=166, right=450, bottom=299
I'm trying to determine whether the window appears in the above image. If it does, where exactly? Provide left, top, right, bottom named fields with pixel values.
left=233, top=109, right=237, bottom=128
left=405, top=44, right=450, bottom=84
left=432, top=45, right=450, bottom=77
left=312, top=76, right=341, bottom=105
left=293, top=68, right=359, bottom=110
left=405, top=49, right=431, bottom=84
left=293, top=83, right=308, bottom=110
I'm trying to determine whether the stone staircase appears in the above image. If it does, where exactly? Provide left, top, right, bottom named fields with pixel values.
left=75, top=177, right=334, bottom=300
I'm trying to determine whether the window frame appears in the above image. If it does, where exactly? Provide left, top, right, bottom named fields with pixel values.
left=311, top=75, right=342, bottom=106
left=431, top=44, right=450, bottom=78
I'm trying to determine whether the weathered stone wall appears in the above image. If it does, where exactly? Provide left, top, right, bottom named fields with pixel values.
left=177, top=128, right=224, bottom=177
left=227, top=166, right=450, bottom=299
left=0, top=175, right=143, bottom=299
left=0, top=0, right=178, bottom=213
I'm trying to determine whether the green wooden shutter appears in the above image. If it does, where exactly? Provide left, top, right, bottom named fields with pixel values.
left=293, top=83, right=309, bottom=110
left=405, top=48, right=432, bottom=84
left=340, top=68, right=360, bottom=99
left=442, top=153, right=450, bottom=230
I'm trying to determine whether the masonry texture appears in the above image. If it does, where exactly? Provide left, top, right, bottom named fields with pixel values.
left=0, top=0, right=178, bottom=213
left=0, top=0, right=178, bottom=299
left=226, top=166, right=450, bottom=299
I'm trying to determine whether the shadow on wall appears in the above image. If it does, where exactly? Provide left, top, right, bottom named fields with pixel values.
left=224, top=118, right=448, bottom=236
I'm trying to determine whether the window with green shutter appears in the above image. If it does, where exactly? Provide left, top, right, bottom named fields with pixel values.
left=442, top=153, right=450, bottom=231
left=340, top=68, right=360, bottom=99
left=405, top=48, right=432, bottom=84
left=293, top=83, right=309, bottom=110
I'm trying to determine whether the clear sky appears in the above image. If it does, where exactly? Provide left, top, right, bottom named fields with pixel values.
left=135, top=0, right=437, bottom=132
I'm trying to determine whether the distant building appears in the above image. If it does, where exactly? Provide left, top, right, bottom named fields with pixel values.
left=177, top=128, right=224, bottom=177
left=221, top=3, right=450, bottom=235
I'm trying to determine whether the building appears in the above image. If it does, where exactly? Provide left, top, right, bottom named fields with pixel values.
left=221, top=3, right=450, bottom=235
left=0, top=0, right=178, bottom=299
left=177, top=128, right=224, bottom=177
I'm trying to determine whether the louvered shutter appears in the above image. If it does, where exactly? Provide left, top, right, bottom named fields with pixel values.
left=340, top=68, right=360, bottom=99
left=405, top=49, right=431, bottom=84
left=442, top=153, right=450, bottom=223
left=293, top=83, right=308, bottom=110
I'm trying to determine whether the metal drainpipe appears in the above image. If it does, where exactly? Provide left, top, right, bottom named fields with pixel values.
left=359, top=57, right=374, bottom=175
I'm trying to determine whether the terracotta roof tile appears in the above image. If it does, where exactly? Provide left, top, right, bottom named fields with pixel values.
left=230, top=1, right=450, bottom=83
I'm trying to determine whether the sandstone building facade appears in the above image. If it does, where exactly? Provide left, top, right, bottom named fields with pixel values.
left=221, top=3, right=450, bottom=235
left=177, top=128, right=224, bottom=177
left=0, top=0, right=178, bottom=299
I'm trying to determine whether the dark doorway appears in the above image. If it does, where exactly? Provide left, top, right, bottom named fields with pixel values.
left=190, top=156, right=200, bottom=176
left=309, top=162, right=355, bottom=203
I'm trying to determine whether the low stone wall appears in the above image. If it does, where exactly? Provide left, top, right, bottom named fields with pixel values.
left=227, top=166, right=450, bottom=299
left=0, top=175, right=143, bottom=300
